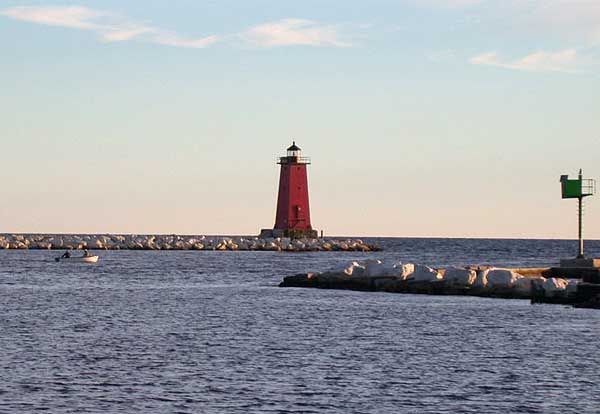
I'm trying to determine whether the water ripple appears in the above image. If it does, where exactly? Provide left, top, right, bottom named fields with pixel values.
left=1, top=239, right=600, bottom=413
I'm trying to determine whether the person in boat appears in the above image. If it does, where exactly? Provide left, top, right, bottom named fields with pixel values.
left=83, top=249, right=90, bottom=257
left=61, top=250, right=71, bottom=259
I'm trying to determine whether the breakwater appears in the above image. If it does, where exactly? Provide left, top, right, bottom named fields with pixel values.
left=0, top=234, right=379, bottom=252
left=279, top=259, right=600, bottom=309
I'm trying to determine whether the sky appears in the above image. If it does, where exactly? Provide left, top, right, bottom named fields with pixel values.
left=0, top=0, right=599, bottom=238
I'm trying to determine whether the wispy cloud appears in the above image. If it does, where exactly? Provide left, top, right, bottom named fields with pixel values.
left=153, top=33, right=220, bottom=49
left=0, top=6, right=350, bottom=50
left=2, top=5, right=103, bottom=30
left=240, top=18, right=350, bottom=48
left=469, top=49, right=584, bottom=73
left=422, top=0, right=600, bottom=74
left=1, top=6, right=218, bottom=48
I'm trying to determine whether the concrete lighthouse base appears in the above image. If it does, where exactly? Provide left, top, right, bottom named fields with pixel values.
left=259, top=228, right=319, bottom=239
left=559, top=258, right=600, bottom=268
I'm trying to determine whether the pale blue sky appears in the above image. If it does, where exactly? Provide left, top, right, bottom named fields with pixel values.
left=1, top=0, right=599, bottom=238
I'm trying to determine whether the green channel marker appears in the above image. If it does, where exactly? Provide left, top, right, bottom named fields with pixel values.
left=560, top=170, right=596, bottom=258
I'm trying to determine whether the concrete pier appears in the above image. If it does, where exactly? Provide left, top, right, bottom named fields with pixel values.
left=560, top=258, right=600, bottom=268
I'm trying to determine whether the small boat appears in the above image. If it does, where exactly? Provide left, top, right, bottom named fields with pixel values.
left=55, top=255, right=99, bottom=263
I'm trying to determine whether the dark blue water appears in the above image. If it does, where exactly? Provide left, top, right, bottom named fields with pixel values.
left=1, top=238, right=599, bottom=413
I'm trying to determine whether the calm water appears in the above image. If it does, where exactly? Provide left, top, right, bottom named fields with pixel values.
left=1, top=238, right=599, bottom=413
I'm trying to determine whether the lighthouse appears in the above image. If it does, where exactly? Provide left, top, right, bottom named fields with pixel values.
left=260, top=142, right=318, bottom=239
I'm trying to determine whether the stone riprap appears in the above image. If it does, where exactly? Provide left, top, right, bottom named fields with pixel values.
left=0, top=234, right=379, bottom=252
left=280, top=259, right=583, bottom=303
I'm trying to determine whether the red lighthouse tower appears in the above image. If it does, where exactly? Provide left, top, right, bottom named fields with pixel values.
left=261, top=142, right=318, bottom=239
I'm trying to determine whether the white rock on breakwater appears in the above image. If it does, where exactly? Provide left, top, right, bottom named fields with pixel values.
left=300, top=259, right=577, bottom=298
left=0, top=234, right=378, bottom=252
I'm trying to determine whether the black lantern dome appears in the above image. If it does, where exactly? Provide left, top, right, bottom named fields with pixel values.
left=287, top=141, right=301, bottom=152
